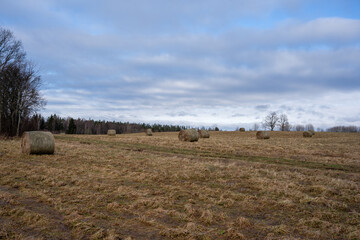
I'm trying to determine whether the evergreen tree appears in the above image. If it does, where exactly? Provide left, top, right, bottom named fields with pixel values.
left=46, top=115, right=54, bottom=131
left=67, top=118, right=76, bottom=134
left=54, top=115, right=64, bottom=132
left=39, top=117, right=45, bottom=130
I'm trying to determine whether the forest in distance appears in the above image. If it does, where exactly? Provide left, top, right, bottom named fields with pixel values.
left=6, top=113, right=359, bottom=137
left=17, top=114, right=190, bottom=135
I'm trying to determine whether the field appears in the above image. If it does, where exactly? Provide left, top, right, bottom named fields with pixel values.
left=0, top=131, right=359, bottom=239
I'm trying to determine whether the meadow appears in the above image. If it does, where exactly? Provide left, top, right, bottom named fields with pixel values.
left=0, top=131, right=359, bottom=239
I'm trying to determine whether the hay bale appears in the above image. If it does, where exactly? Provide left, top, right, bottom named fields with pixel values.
left=308, top=130, right=315, bottom=135
left=178, top=129, right=199, bottom=142
left=198, top=130, right=210, bottom=138
left=107, top=129, right=116, bottom=136
left=145, top=128, right=152, bottom=136
left=239, top=128, right=245, bottom=132
left=303, top=131, right=312, bottom=137
left=21, top=131, right=55, bottom=154
left=256, top=131, right=270, bottom=139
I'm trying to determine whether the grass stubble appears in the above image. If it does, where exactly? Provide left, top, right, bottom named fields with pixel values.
left=0, top=131, right=359, bottom=239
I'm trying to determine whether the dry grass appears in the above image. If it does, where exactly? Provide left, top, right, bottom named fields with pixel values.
left=0, top=131, right=359, bottom=239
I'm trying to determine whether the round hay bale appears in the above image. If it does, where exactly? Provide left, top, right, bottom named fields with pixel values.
left=239, top=128, right=245, bottom=132
left=198, top=130, right=210, bottom=138
left=178, top=129, right=199, bottom=142
left=308, top=130, right=315, bottom=135
left=303, top=131, right=312, bottom=137
left=21, top=131, right=55, bottom=154
left=107, top=129, right=116, bottom=136
left=256, top=131, right=270, bottom=139
left=145, top=128, right=152, bottom=136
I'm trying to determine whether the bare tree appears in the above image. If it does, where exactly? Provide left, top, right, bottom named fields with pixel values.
left=305, top=124, right=314, bottom=131
left=262, top=112, right=279, bottom=131
left=278, top=114, right=290, bottom=131
left=0, top=28, right=25, bottom=71
left=327, top=125, right=358, bottom=132
left=316, top=127, right=323, bottom=132
left=0, top=27, right=26, bottom=133
left=253, top=123, right=259, bottom=131
left=295, top=124, right=305, bottom=131
left=0, top=27, right=44, bottom=136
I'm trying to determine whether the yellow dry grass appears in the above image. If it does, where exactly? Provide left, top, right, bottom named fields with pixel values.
left=0, top=131, right=359, bottom=239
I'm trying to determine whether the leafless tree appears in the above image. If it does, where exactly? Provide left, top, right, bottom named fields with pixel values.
left=1, top=62, right=44, bottom=136
left=0, top=27, right=44, bottom=136
left=294, top=124, right=305, bottom=131
left=1, top=27, right=27, bottom=133
left=305, top=124, right=314, bottom=131
left=262, top=112, right=279, bottom=131
left=278, top=114, right=290, bottom=131
left=253, top=123, right=260, bottom=131
left=327, top=125, right=358, bottom=132
left=0, top=28, right=25, bottom=71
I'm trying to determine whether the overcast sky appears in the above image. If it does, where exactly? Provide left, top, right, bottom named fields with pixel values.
left=1, top=0, right=359, bottom=130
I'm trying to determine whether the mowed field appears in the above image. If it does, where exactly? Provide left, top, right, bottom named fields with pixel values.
left=0, top=131, right=359, bottom=239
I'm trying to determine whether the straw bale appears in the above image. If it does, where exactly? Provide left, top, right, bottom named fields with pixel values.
left=308, top=130, right=315, bottom=135
left=256, top=131, right=270, bottom=139
left=21, top=131, right=55, bottom=154
left=303, top=131, right=312, bottom=137
left=107, top=129, right=116, bottom=136
left=178, top=129, right=199, bottom=142
left=198, top=130, right=210, bottom=138
left=145, top=128, right=153, bottom=136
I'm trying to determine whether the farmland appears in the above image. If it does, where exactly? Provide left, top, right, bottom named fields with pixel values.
left=0, top=131, right=359, bottom=239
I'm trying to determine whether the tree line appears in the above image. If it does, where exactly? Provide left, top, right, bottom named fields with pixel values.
left=327, top=125, right=359, bottom=133
left=21, top=114, right=190, bottom=135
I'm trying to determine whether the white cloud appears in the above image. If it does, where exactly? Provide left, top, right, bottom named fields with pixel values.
left=2, top=1, right=359, bottom=129
left=287, top=18, right=360, bottom=43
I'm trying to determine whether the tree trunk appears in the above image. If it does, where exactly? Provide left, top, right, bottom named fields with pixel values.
left=15, top=90, right=21, bottom=136
left=16, top=111, right=21, bottom=136
left=0, top=93, right=3, bottom=133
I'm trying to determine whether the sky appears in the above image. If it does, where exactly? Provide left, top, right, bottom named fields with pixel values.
left=1, top=0, right=360, bottom=130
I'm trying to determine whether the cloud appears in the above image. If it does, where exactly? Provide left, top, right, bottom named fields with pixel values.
left=341, top=115, right=360, bottom=123
left=167, top=111, right=198, bottom=117
left=279, top=105, right=293, bottom=111
left=1, top=1, right=359, bottom=129
left=285, top=18, right=360, bottom=44
left=231, top=114, right=246, bottom=117
left=255, top=105, right=270, bottom=111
